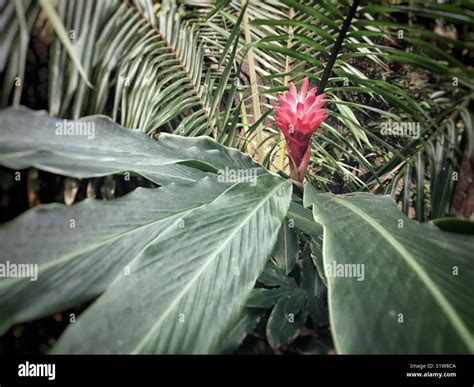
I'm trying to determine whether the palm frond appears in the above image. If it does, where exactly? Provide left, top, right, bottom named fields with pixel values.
left=0, top=0, right=40, bottom=106
left=2, top=0, right=241, bottom=136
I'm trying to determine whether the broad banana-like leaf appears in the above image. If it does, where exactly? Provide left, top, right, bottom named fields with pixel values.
left=52, top=174, right=291, bottom=353
left=304, top=186, right=474, bottom=354
left=0, top=107, right=264, bottom=186
left=0, top=177, right=227, bottom=334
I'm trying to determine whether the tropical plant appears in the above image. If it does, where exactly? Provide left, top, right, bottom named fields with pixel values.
left=0, top=0, right=473, bottom=354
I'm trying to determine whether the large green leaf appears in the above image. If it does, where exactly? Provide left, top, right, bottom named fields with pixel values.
left=0, top=177, right=227, bottom=334
left=0, top=106, right=293, bottom=353
left=304, top=186, right=474, bottom=354
left=50, top=174, right=291, bottom=353
left=0, top=107, right=264, bottom=186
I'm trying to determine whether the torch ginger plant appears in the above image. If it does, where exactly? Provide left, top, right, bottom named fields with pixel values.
left=275, top=78, right=328, bottom=183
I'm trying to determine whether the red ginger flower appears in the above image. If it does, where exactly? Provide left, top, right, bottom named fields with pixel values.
left=274, top=78, right=327, bottom=183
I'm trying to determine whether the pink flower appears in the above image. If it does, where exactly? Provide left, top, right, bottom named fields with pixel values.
left=274, top=78, right=327, bottom=182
